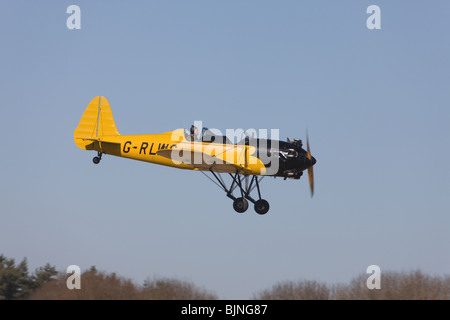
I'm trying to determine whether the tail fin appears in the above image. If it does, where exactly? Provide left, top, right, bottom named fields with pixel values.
left=74, top=96, right=120, bottom=150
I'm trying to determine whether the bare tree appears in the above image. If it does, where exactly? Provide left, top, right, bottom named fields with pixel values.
left=333, top=270, right=450, bottom=300
left=29, top=269, right=217, bottom=300
left=142, top=276, right=217, bottom=300
left=253, top=280, right=330, bottom=300
left=28, top=268, right=140, bottom=300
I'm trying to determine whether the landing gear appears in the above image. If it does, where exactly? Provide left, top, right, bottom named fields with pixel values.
left=233, top=197, right=249, bottom=213
left=254, top=199, right=270, bottom=215
left=93, top=152, right=103, bottom=164
left=204, top=170, right=270, bottom=215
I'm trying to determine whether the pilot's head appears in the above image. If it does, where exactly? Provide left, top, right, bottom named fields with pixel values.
left=190, top=125, right=198, bottom=135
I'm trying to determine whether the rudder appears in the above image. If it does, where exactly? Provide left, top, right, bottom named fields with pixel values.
left=74, top=96, right=120, bottom=150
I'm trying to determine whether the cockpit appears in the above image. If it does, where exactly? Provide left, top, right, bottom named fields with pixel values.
left=184, top=126, right=233, bottom=144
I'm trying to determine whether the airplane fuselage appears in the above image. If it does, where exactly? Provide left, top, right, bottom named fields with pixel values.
left=87, top=131, right=316, bottom=179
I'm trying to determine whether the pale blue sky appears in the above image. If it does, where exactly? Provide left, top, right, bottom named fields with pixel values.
left=1, top=1, right=449, bottom=299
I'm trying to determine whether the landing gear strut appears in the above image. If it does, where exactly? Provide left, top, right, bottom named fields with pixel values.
left=205, top=170, right=270, bottom=215
left=93, top=152, right=103, bottom=164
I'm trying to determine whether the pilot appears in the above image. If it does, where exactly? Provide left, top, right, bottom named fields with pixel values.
left=190, top=125, right=199, bottom=141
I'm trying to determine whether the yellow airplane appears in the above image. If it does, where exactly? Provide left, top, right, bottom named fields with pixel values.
left=74, top=96, right=316, bottom=215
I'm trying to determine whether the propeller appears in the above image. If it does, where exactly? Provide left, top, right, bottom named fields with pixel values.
left=306, top=131, right=314, bottom=197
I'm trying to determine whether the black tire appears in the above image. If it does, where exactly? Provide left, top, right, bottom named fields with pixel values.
left=93, top=156, right=101, bottom=164
left=233, top=197, right=249, bottom=213
left=254, top=199, right=270, bottom=215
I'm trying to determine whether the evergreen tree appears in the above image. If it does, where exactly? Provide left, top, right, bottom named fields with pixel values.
left=30, top=263, right=58, bottom=290
left=0, top=255, right=58, bottom=300
left=0, top=255, right=32, bottom=300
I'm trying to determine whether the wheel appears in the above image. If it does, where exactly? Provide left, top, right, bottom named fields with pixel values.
left=233, top=197, right=249, bottom=213
left=254, top=199, right=270, bottom=215
left=93, top=156, right=101, bottom=164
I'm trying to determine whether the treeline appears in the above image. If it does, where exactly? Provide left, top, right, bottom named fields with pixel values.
left=253, top=273, right=450, bottom=300
left=0, top=255, right=216, bottom=300
left=1, top=254, right=449, bottom=300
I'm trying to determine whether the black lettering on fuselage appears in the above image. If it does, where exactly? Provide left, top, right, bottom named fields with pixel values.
left=149, top=143, right=157, bottom=155
left=123, top=141, right=131, bottom=153
left=160, top=143, right=169, bottom=150
left=139, top=142, right=148, bottom=154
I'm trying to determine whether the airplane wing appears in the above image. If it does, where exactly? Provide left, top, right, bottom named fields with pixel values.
left=156, top=144, right=252, bottom=174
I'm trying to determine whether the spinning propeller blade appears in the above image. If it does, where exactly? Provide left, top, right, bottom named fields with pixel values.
left=306, top=131, right=314, bottom=197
